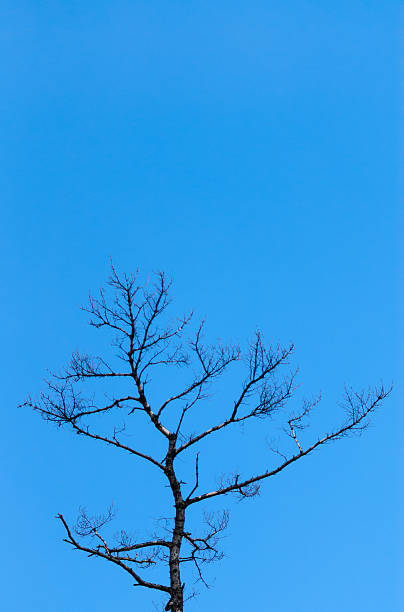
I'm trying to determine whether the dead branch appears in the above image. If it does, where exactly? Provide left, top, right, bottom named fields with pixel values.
left=186, top=384, right=391, bottom=506
left=58, top=513, right=171, bottom=592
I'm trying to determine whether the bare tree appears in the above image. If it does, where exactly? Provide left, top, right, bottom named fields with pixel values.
left=23, top=266, right=391, bottom=612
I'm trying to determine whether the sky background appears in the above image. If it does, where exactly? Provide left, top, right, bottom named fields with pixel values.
left=1, top=1, right=401, bottom=611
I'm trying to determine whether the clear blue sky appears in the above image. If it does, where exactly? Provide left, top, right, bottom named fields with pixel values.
left=2, top=2, right=401, bottom=610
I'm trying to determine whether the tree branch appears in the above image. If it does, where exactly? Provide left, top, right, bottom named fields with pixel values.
left=58, top=514, right=170, bottom=593
left=70, top=421, right=166, bottom=471
left=186, top=384, right=391, bottom=505
left=157, top=322, right=240, bottom=420
left=176, top=367, right=296, bottom=455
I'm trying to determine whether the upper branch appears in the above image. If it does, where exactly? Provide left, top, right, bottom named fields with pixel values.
left=157, top=322, right=240, bottom=419
left=34, top=266, right=195, bottom=442
left=97, top=267, right=192, bottom=439
left=58, top=352, right=133, bottom=381
left=176, top=334, right=295, bottom=454
left=22, top=382, right=165, bottom=471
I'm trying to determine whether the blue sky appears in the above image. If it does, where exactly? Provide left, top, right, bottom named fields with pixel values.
left=2, top=2, right=401, bottom=610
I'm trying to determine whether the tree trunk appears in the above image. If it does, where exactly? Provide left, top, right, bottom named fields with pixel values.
left=166, top=435, right=185, bottom=612
left=169, top=504, right=185, bottom=612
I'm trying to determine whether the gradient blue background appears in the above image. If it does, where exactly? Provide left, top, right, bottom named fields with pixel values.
left=2, top=2, right=401, bottom=610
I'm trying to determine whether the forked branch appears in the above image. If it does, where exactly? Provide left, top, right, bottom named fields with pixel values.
left=58, top=513, right=170, bottom=593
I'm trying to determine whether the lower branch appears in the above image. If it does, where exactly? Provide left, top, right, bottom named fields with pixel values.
left=58, top=514, right=170, bottom=593
left=186, top=384, right=391, bottom=505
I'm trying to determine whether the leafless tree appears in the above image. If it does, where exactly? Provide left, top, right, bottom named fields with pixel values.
left=23, top=266, right=391, bottom=612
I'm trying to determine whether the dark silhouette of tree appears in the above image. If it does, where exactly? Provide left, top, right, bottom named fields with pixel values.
left=23, top=266, right=391, bottom=612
